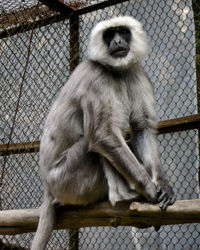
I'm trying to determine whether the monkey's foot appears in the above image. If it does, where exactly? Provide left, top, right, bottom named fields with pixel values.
left=156, top=184, right=176, bottom=211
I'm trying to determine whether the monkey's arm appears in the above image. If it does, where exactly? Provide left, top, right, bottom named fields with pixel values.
left=130, top=116, right=176, bottom=210
left=81, top=98, right=158, bottom=203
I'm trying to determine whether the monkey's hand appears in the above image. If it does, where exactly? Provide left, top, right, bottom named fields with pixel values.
left=156, top=180, right=176, bottom=210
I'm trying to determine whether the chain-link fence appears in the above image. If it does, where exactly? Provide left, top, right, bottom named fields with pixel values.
left=0, top=0, right=199, bottom=249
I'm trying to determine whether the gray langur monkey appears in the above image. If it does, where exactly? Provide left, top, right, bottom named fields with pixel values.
left=31, top=16, right=176, bottom=250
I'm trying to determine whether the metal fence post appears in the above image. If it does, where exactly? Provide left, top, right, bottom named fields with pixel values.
left=68, top=13, right=80, bottom=250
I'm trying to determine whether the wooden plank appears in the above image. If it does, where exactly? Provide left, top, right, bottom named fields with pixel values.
left=0, top=114, right=199, bottom=156
left=0, top=199, right=200, bottom=235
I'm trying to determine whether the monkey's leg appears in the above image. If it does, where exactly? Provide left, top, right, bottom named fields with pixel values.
left=83, top=99, right=160, bottom=203
left=46, top=137, right=108, bottom=205
left=130, top=127, right=160, bottom=181
left=102, top=158, right=142, bottom=205
left=31, top=191, right=55, bottom=250
left=131, top=126, right=176, bottom=210
left=90, top=135, right=158, bottom=203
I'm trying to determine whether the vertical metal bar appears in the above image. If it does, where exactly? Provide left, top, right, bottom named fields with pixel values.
left=68, top=13, right=80, bottom=250
left=69, top=228, right=79, bottom=250
left=69, top=13, right=79, bottom=73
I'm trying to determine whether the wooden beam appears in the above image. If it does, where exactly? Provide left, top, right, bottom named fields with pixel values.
left=40, top=0, right=129, bottom=15
left=0, top=199, right=200, bottom=235
left=0, top=141, right=40, bottom=156
left=76, top=0, right=129, bottom=16
left=0, top=0, right=128, bottom=39
left=38, top=0, right=74, bottom=14
left=0, top=14, right=67, bottom=39
left=0, top=5, right=51, bottom=28
left=158, top=113, right=200, bottom=134
left=0, top=114, right=199, bottom=156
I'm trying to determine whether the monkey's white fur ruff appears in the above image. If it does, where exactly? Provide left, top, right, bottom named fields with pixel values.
left=88, top=16, right=148, bottom=69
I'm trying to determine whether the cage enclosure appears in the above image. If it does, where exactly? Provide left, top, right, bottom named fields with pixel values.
left=0, top=0, right=200, bottom=249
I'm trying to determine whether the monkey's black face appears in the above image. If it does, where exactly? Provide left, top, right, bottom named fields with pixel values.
left=103, top=26, right=131, bottom=58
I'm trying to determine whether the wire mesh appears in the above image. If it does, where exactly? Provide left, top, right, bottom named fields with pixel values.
left=0, top=0, right=199, bottom=249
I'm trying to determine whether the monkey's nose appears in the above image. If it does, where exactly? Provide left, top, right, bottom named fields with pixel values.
left=114, top=33, right=122, bottom=45
left=114, top=39, right=122, bottom=46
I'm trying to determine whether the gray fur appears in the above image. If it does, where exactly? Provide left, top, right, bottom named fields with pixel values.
left=31, top=16, right=175, bottom=250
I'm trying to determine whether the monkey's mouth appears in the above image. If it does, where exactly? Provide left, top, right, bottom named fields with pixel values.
left=110, top=47, right=129, bottom=58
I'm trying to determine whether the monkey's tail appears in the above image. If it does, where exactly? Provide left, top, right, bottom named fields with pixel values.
left=31, top=193, right=55, bottom=250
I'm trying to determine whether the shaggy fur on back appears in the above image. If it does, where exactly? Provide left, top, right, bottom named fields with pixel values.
left=88, top=16, right=148, bottom=69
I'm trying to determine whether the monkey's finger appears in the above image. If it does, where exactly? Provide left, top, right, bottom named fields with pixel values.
left=157, top=188, right=165, bottom=202
left=169, top=192, right=176, bottom=205
left=159, top=196, right=169, bottom=211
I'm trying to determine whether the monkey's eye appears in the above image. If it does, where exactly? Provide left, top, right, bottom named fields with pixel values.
left=119, top=28, right=130, bottom=34
left=118, top=27, right=131, bottom=43
left=103, top=29, right=115, bottom=46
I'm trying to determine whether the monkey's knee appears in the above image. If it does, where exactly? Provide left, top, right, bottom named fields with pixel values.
left=138, top=180, right=158, bottom=203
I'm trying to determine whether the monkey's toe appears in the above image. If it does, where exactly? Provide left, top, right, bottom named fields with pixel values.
left=158, top=190, right=176, bottom=211
left=169, top=191, right=176, bottom=205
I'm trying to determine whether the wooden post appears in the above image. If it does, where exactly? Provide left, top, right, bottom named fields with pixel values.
left=68, top=13, right=80, bottom=250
